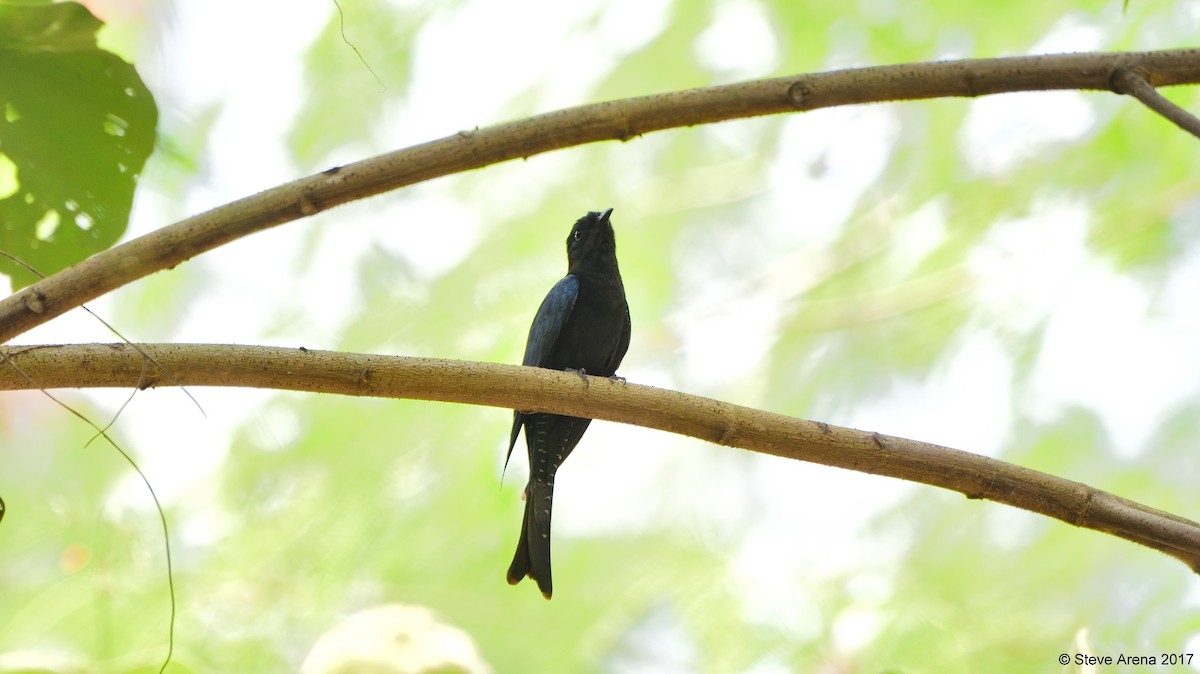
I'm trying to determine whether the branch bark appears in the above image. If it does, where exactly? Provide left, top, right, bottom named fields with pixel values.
left=3, top=49, right=1200, bottom=344
left=1111, top=65, right=1200, bottom=138
left=4, top=343, right=1199, bottom=573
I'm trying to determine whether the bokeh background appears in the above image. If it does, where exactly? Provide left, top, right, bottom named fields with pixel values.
left=3, top=0, right=1200, bottom=671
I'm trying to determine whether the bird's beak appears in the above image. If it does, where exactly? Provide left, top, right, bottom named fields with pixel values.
left=599, top=208, right=614, bottom=223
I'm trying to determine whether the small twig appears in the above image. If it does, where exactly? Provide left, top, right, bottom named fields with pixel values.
left=0, top=250, right=206, bottom=418
left=0, top=253, right=183, bottom=670
left=1111, top=65, right=1200, bottom=138
left=0, top=349, right=176, bottom=673
left=331, top=0, right=385, bottom=92
left=84, top=357, right=147, bottom=448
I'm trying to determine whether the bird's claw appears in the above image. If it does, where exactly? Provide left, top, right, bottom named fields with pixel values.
left=566, top=367, right=589, bottom=387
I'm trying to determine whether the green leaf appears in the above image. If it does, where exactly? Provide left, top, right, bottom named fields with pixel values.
left=0, top=1, right=157, bottom=288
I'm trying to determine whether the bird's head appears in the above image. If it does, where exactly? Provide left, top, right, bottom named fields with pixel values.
left=566, top=208, right=617, bottom=268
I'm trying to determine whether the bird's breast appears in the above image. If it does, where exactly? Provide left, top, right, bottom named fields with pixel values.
left=546, top=276, right=627, bottom=376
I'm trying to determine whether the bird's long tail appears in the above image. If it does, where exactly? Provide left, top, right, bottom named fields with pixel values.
left=507, top=478, right=555, bottom=599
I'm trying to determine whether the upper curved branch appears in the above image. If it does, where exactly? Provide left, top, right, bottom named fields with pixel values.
left=3, top=342, right=1199, bottom=573
left=3, top=49, right=1200, bottom=343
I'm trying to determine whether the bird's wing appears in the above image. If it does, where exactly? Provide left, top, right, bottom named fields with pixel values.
left=521, top=274, right=579, bottom=368
left=608, top=305, right=632, bottom=373
left=505, top=274, right=580, bottom=470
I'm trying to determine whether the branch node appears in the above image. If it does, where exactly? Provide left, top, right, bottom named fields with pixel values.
left=964, top=470, right=995, bottom=500
left=713, top=407, right=739, bottom=446
left=962, top=71, right=979, bottom=98
left=871, top=432, right=887, bottom=453
left=1110, top=64, right=1200, bottom=139
left=22, top=289, right=46, bottom=314
left=298, top=194, right=318, bottom=216
left=786, top=80, right=812, bottom=109
left=617, top=118, right=638, bottom=143
left=356, top=367, right=373, bottom=387
left=1074, top=487, right=1096, bottom=526
left=715, top=425, right=736, bottom=446
left=1109, top=65, right=1147, bottom=95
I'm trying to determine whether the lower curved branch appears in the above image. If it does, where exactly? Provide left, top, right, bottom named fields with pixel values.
left=3, top=342, right=1198, bottom=572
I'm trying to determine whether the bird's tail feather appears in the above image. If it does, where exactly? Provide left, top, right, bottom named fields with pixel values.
left=506, top=479, right=554, bottom=599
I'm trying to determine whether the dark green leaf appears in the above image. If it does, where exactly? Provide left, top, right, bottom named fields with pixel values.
left=0, top=1, right=157, bottom=288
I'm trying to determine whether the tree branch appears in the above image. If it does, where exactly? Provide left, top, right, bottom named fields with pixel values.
left=4, top=342, right=1199, bottom=573
left=1111, top=65, right=1200, bottom=138
left=3, top=49, right=1200, bottom=343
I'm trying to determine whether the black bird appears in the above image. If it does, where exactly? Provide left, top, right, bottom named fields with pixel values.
left=506, top=208, right=631, bottom=599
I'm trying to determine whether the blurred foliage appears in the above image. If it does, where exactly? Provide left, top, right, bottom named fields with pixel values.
left=0, top=1, right=157, bottom=289
left=3, top=0, right=1200, bottom=672
left=286, top=0, right=439, bottom=171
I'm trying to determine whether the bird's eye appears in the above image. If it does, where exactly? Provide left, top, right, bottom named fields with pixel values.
left=573, top=230, right=583, bottom=241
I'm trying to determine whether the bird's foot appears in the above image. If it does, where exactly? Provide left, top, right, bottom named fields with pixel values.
left=565, top=367, right=589, bottom=387
left=608, top=374, right=627, bottom=384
